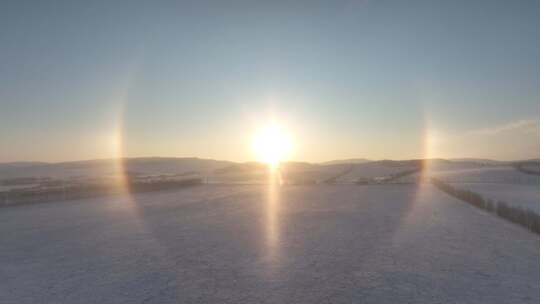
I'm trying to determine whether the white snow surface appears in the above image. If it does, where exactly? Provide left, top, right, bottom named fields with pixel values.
left=458, top=183, right=540, bottom=212
left=2, top=184, right=540, bottom=303
left=430, top=166, right=540, bottom=185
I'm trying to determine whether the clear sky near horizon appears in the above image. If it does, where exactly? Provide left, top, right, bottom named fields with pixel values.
left=1, top=0, right=539, bottom=163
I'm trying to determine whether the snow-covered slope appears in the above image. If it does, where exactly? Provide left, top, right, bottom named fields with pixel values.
left=429, top=166, right=540, bottom=185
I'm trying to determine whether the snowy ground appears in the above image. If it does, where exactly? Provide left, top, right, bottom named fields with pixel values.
left=2, top=184, right=540, bottom=303
left=459, top=183, right=540, bottom=212
left=429, top=166, right=540, bottom=185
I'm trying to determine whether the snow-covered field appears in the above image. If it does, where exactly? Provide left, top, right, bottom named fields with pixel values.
left=2, top=184, right=540, bottom=303
left=459, top=183, right=540, bottom=212
left=423, top=166, right=540, bottom=212
left=429, top=166, right=540, bottom=185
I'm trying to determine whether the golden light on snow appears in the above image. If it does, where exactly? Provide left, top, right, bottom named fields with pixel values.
left=252, top=122, right=293, bottom=167
left=264, top=165, right=282, bottom=269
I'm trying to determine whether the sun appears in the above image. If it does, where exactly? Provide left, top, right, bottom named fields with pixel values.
left=252, top=123, right=293, bottom=166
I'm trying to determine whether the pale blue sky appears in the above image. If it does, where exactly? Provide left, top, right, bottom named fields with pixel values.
left=1, top=0, right=539, bottom=162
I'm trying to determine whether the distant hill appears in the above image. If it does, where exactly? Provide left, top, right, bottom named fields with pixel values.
left=0, top=157, right=233, bottom=179
left=0, top=162, right=49, bottom=168
left=2, top=157, right=535, bottom=183
left=321, top=158, right=371, bottom=165
left=321, top=158, right=519, bottom=167
left=214, top=162, right=267, bottom=174
left=449, top=158, right=509, bottom=165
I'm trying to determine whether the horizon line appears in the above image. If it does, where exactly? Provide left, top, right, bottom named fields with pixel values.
left=1, top=155, right=537, bottom=166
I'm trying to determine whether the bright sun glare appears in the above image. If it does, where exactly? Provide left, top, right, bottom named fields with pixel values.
left=252, top=123, right=293, bottom=166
